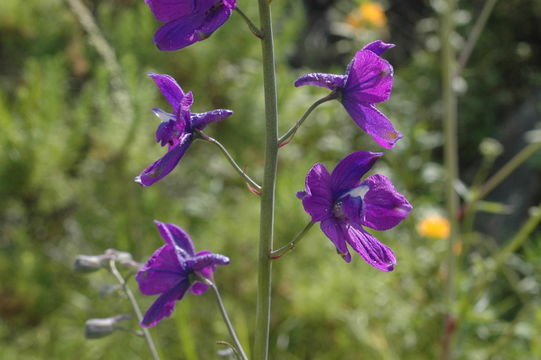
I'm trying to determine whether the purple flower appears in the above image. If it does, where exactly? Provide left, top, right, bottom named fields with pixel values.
left=135, top=73, right=232, bottom=186
left=136, top=221, right=230, bottom=328
left=145, top=0, right=237, bottom=51
left=297, top=151, right=412, bottom=271
left=295, top=41, right=401, bottom=148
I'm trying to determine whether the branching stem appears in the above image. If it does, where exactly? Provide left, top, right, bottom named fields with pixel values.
left=270, top=221, right=314, bottom=259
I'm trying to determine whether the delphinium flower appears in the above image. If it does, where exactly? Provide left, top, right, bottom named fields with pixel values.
left=295, top=41, right=401, bottom=148
left=297, top=151, right=412, bottom=271
left=145, top=0, right=237, bottom=51
left=136, top=221, right=230, bottom=327
left=135, top=73, right=232, bottom=186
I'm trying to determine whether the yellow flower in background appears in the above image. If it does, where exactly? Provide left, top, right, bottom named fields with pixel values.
left=417, top=215, right=451, bottom=239
left=345, top=2, right=387, bottom=29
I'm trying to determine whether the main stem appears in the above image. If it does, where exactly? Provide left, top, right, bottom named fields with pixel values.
left=441, top=0, right=459, bottom=359
left=254, top=0, right=278, bottom=359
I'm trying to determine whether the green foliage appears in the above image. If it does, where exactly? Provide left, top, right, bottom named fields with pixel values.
left=1, top=0, right=540, bottom=359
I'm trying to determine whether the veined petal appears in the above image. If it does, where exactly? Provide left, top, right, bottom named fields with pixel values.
left=196, top=3, right=233, bottom=39
left=330, top=151, right=382, bottom=195
left=154, top=12, right=206, bottom=51
left=185, top=252, right=230, bottom=271
left=320, top=218, right=351, bottom=262
left=344, top=50, right=393, bottom=104
left=135, top=133, right=192, bottom=186
left=342, top=101, right=402, bottom=148
left=361, top=174, right=412, bottom=230
left=140, top=280, right=190, bottom=328
left=136, top=245, right=185, bottom=296
left=362, top=40, right=395, bottom=56
left=300, top=163, right=333, bottom=222
left=144, top=0, right=195, bottom=22
left=294, top=73, right=347, bottom=91
left=154, top=221, right=196, bottom=258
left=343, top=224, right=396, bottom=272
left=191, top=109, right=233, bottom=130
left=148, top=73, right=186, bottom=112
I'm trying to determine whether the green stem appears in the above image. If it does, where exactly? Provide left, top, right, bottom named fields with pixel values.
left=196, top=130, right=262, bottom=192
left=109, top=260, right=160, bottom=360
left=205, top=279, right=249, bottom=360
left=441, top=0, right=459, bottom=359
left=254, top=0, right=278, bottom=358
left=278, top=93, right=337, bottom=146
left=455, top=0, right=499, bottom=78
left=270, top=221, right=314, bottom=259
left=474, top=141, right=541, bottom=202
left=235, top=7, right=263, bottom=38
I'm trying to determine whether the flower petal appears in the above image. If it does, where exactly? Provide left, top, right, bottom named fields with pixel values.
left=342, top=102, right=402, bottom=148
left=300, top=163, right=333, bottom=222
left=148, top=73, right=186, bottom=112
left=320, top=218, right=351, bottom=262
left=153, top=13, right=206, bottom=51
left=330, top=151, right=382, bottom=195
left=191, top=109, right=233, bottom=130
left=135, top=133, right=192, bottom=186
left=344, top=50, right=393, bottom=104
left=136, top=245, right=185, bottom=296
left=294, top=73, right=347, bottom=91
left=196, top=3, right=233, bottom=39
left=154, top=221, right=196, bottom=258
left=185, top=252, right=230, bottom=271
left=361, top=174, right=412, bottom=230
left=362, top=40, right=395, bottom=56
left=191, top=282, right=209, bottom=295
left=343, top=224, right=396, bottom=272
left=140, top=280, right=190, bottom=328
left=144, top=0, right=195, bottom=22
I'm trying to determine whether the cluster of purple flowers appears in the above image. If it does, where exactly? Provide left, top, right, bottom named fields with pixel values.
left=135, top=0, right=411, bottom=327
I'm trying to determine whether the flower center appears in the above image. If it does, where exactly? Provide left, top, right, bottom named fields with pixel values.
left=332, top=185, right=369, bottom=222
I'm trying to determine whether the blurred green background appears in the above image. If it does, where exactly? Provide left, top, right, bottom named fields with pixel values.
left=1, top=0, right=541, bottom=359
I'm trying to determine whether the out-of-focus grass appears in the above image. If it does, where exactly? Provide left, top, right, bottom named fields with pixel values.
left=1, top=0, right=541, bottom=359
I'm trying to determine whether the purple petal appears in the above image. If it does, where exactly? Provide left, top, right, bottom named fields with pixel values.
left=361, top=174, right=412, bottom=230
left=153, top=2, right=232, bottom=51
left=191, top=109, right=233, bottom=130
left=330, top=151, right=382, bottom=195
left=144, top=0, right=195, bottom=22
left=135, top=133, right=192, bottom=186
left=343, top=224, right=396, bottom=272
left=338, top=194, right=365, bottom=225
left=154, top=221, right=196, bottom=257
left=136, top=245, right=185, bottom=296
left=196, top=3, right=233, bottom=38
left=300, top=163, right=333, bottom=222
left=342, top=102, right=402, bottom=148
left=344, top=50, right=393, bottom=104
left=155, top=118, right=181, bottom=146
left=362, top=40, right=395, bottom=56
left=320, top=218, right=351, bottom=262
left=140, top=280, right=190, bottom=328
left=148, top=73, right=185, bottom=112
left=191, top=282, right=209, bottom=295
left=294, top=73, right=347, bottom=91
left=222, top=0, right=237, bottom=9
left=185, top=252, right=230, bottom=271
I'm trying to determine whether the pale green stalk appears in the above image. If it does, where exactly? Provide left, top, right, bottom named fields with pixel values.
left=254, top=0, right=279, bottom=358
left=108, top=260, right=160, bottom=360
left=270, top=221, right=314, bottom=259
left=441, top=0, right=459, bottom=359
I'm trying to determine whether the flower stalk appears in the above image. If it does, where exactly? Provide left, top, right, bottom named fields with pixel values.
left=108, top=259, right=160, bottom=360
left=270, top=221, right=314, bottom=259
left=203, top=278, right=249, bottom=360
left=196, top=130, right=262, bottom=192
left=235, top=7, right=263, bottom=38
left=278, top=93, right=337, bottom=146
left=254, top=0, right=279, bottom=358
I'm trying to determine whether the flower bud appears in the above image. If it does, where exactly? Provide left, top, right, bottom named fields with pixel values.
left=84, top=315, right=131, bottom=339
left=479, top=138, right=503, bottom=159
left=73, top=255, right=108, bottom=273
